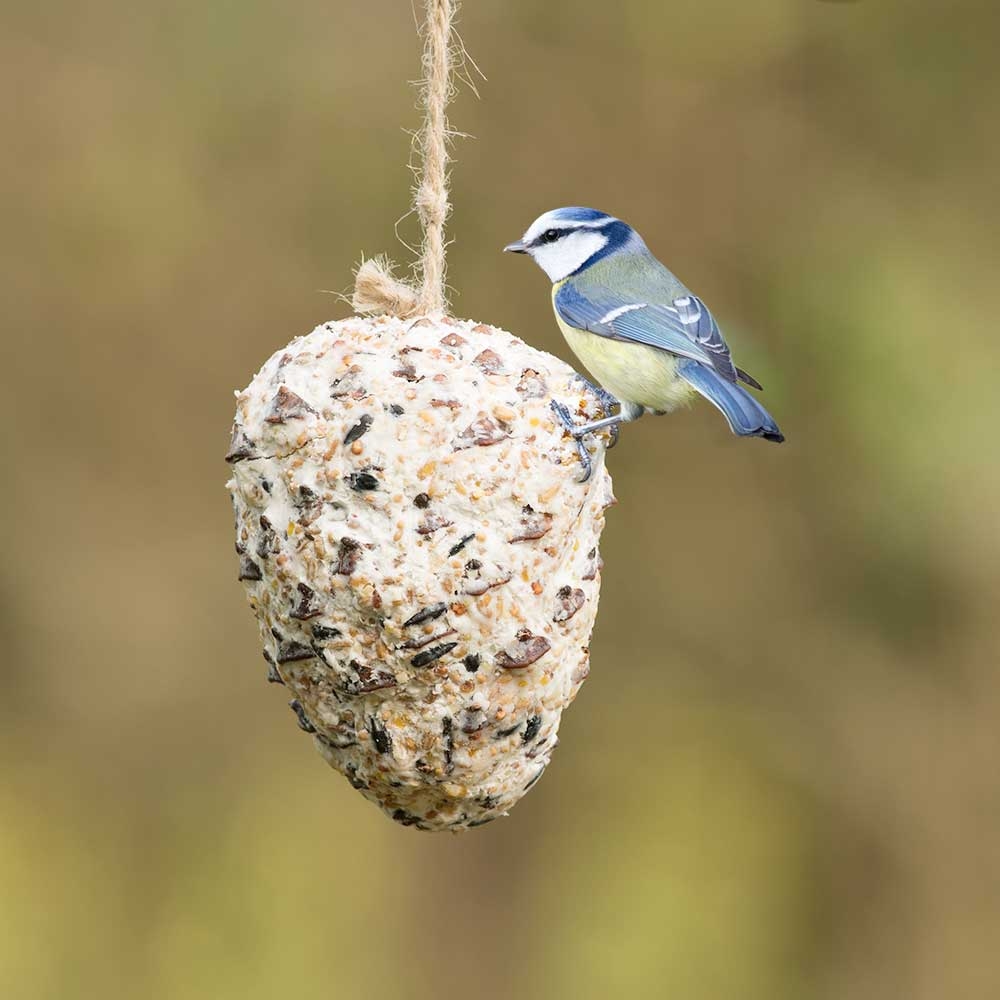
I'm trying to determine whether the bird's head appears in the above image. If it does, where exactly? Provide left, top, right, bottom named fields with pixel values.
left=504, top=207, right=641, bottom=282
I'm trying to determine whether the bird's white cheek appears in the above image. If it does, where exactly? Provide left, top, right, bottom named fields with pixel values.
left=532, top=232, right=607, bottom=281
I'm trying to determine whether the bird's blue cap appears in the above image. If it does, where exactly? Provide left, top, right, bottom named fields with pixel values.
left=545, top=207, right=616, bottom=225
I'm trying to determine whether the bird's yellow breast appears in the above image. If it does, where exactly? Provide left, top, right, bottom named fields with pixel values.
left=552, top=292, right=695, bottom=413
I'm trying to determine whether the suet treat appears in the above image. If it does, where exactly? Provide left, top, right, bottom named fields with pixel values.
left=227, top=314, right=615, bottom=830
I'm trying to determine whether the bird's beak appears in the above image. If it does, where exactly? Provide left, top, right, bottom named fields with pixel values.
left=503, top=240, right=528, bottom=254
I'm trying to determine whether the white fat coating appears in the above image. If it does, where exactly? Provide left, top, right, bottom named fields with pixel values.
left=226, top=315, right=615, bottom=831
left=531, top=230, right=608, bottom=282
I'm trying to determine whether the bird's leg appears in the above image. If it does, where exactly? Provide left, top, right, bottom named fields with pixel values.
left=550, top=400, right=643, bottom=482
left=550, top=400, right=596, bottom=482
left=569, top=399, right=645, bottom=438
left=568, top=412, right=627, bottom=437
left=572, top=374, right=620, bottom=416
left=570, top=374, right=622, bottom=448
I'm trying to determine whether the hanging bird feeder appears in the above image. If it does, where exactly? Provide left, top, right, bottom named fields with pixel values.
left=226, top=0, right=614, bottom=830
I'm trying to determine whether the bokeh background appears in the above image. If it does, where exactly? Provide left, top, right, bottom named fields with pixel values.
left=3, top=1, right=999, bottom=997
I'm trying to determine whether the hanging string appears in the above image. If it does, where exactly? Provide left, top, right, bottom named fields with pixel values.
left=352, top=0, right=456, bottom=318
left=415, top=0, right=453, bottom=314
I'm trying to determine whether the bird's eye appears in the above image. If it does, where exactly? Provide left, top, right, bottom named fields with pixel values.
left=541, top=229, right=560, bottom=244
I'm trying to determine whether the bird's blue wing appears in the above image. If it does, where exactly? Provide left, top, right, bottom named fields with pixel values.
left=555, top=282, right=739, bottom=384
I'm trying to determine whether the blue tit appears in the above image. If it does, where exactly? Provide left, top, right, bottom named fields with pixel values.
left=504, top=206, right=783, bottom=477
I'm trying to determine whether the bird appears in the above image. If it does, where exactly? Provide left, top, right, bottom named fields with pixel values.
left=504, top=206, right=783, bottom=479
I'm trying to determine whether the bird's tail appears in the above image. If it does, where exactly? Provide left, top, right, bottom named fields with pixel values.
left=677, top=360, right=785, bottom=443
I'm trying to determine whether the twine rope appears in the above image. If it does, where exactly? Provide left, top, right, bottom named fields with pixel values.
left=352, top=0, right=455, bottom=318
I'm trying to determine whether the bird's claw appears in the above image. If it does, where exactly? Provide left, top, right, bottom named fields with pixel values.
left=550, top=399, right=593, bottom=483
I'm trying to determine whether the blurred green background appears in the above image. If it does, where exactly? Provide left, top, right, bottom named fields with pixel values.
left=3, top=1, right=999, bottom=997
